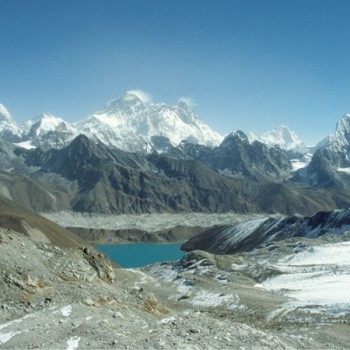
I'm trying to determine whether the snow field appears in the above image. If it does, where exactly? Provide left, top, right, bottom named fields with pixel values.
left=263, top=242, right=350, bottom=312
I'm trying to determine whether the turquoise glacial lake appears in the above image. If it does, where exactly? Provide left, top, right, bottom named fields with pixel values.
left=96, top=242, right=185, bottom=268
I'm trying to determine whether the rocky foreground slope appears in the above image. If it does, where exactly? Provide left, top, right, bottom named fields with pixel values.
left=0, top=215, right=350, bottom=349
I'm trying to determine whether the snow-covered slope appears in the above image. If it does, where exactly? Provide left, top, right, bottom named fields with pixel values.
left=76, top=92, right=223, bottom=152
left=326, top=114, right=350, bottom=153
left=182, top=208, right=350, bottom=254
left=0, top=104, right=22, bottom=142
left=247, top=125, right=312, bottom=171
left=1, top=92, right=223, bottom=153
left=138, top=99, right=223, bottom=147
left=305, top=114, right=350, bottom=161
left=263, top=241, right=350, bottom=314
left=247, top=125, right=306, bottom=152
left=294, top=114, right=350, bottom=186
left=22, top=113, right=78, bottom=150
left=75, top=92, right=147, bottom=152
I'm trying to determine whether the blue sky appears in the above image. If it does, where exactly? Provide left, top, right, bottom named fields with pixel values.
left=1, top=0, right=350, bottom=145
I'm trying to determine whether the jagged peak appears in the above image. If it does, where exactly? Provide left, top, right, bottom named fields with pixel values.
left=125, top=90, right=152, bottom=104
left=262, top=124, right=299, bottom=141
left=0, top=103, right=12, bottom=121
left=247, top=124, right=304, bottom=151
left=327, top=113, right=350, bottom=151
left=95, top=92, right=146, bottom=116
left=177, top=97, right=195, bottom=112
left=221, top=130, right=249, bottom=146
left=234, top=130, right=249, bottom=141
left=335, top=114, right=350, bottom=133
left=0, top=103, right=22, bottom=141
left=67, top=134, right=103, bottom=155
left=69, top=133, right=92, bottom=147
left=28, top=112, right=73, bottom=130
left=28, top=112, right=65, bottom=124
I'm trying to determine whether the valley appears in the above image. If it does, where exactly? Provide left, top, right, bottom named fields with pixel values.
left=42, top=211, right=264, bottom=243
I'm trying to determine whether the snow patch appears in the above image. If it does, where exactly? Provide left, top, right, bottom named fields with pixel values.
left=128, top=268, right=155, bottom=289
left=66, top=336, right=81, bottom=350
left=13, top=141, right=36, bottom=149
left=0, top=315, right=32, bottom=345
left=61, top=305, right=72, bottom=317
left=0, top=314, right=33, bottom=331
left=158, top=316, right=177, bottom=325
left=190, top=291, right=239, bottom=308
left=291, top=159, right=308, bottom=171
left=337, top=167, right=350, bottom=175
left=0, top=330, right=23, bottom=345
left=263, top=242, right=350, bottom=313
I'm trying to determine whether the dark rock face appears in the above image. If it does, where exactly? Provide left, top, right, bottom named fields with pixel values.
left=293, top=115, right=350, bottom=190
left=182, top=208, right=350, bottom=254
left=5, top=134, right=350, bottom=215
left=171, top=131, right=292, bottom=181
left=294, top=147, right=350, bottom=190
left=20, top=135, right=253, bottom=213
left=206, top=132, right=292, bottom=181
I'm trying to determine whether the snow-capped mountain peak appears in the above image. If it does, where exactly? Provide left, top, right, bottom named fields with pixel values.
left=220, top=131, right=248, bottom=147
left=0, top=103, right=22, bottom=141
left=312, top=113, right=350, bottom=155
left=247, top=124, right=305, bottom=151
left=328, top=114, right=350, bottom=152
left=0, top=103, right=12, bottom=121
left=25, top=113, right=76, bottom=136
left=22, top=112, right=78, bottom=150
left=99, top=91, right=147, bottom=116
left=76, top=92, right=223, bottom=152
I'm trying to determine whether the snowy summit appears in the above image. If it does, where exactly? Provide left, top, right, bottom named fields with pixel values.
left=0, top=103, right=22, bottom=142
left=247, top=125, right=306, bottom=152
left=75, top=91, right=223, bottom=152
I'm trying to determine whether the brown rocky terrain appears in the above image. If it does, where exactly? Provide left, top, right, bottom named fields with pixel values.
left=0, top=213, right=349, bottom=349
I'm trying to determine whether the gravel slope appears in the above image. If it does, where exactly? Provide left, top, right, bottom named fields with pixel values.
left=0, top=225, right=349, bottom=349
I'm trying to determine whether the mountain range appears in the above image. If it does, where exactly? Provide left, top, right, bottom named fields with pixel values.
left=1, top=92, right=350, bottom=216
left=1, top=92, right=223, bottom=152
left=0, top=131, right=347, bottom=216
left=0, top=92, right=307, bottom=154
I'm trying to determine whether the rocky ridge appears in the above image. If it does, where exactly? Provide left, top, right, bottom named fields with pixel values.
left=0, top=104, right=21, bottom=142
left=11, top=134, right=350, bottom=216
left=294, top=114, right=350, bottom=189
left=182, top=207, right=350, bottom=254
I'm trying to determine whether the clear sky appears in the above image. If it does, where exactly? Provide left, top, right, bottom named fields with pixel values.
left=1, top=0, right=350, bottom=145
